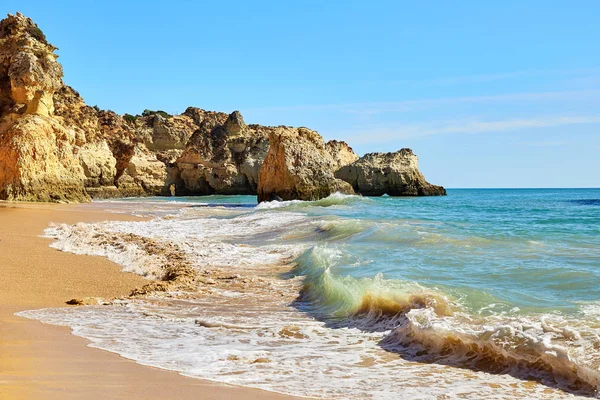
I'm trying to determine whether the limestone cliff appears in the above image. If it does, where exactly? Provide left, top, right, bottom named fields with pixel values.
left=174, top=109, right=270, bottom=195
left=326, top=140, right=360, bottom=170
left=0, top=12, right=445, bottom=203
left=0, top=13, right=89, bottom=202
left=335, top=149, right=446, bottom=196
left=257, top=127, right=355, bottom=202
left=0, top=114, right=89, bottom=202
left=0, top=13, right=61, bottom=117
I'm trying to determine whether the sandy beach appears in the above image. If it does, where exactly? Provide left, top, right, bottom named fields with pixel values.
left=0, top=202, right=297, bottom=400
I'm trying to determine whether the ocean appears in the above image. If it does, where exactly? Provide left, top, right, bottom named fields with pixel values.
left=19, top=189, right=600, bottom=399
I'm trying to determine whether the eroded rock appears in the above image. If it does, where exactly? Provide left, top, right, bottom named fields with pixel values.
left=0, top=114, right=89, bottom=202
left=174, top=109, right=270, bottom=195
left=77, top=141, right=117, bottom=187
left=66, top=297, right=111, bottom=306
left=335, top=149, right=446, bottom=196
left=116, top=145, right=168, bottom=196
left=257, top=127, right=355, bottom=202
left=0, top=13, right=62, bottom=117
left=0, top=12, right=446, bottom=203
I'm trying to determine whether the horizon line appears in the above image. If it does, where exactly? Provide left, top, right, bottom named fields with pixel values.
left=445, top=187, right=600, bottom=190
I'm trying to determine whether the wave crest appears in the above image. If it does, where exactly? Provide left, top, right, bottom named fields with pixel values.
left=292, top=246, right=600, bottom=396
left=384, top=308, right=600, bottom=396
left=292, top=246, right=456, bottom=331
left=256, top=192, right=370, bottom=210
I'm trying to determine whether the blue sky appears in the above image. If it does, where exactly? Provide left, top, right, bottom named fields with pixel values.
left=4, top=1, right=599, bottom=187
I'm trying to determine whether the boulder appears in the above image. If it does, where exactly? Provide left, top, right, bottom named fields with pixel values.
left=257, top=127, right=355, bottom=202
left=335, top=149, right=446, bottom=196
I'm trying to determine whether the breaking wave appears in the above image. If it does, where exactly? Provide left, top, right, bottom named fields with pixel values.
left=291, top=246, right=600, bottom=397
left=23, top=190, right=600, bottom=398
left=256, top=192, right=371, bottom=210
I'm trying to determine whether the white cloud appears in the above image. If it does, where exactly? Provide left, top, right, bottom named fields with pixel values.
left=340, top=115, right=600, bottom=143
left=375, top=67, right=600, bottom=87
left=518, top=140, right=568, bottom=147
left=244, top=89, right=600, bottom=115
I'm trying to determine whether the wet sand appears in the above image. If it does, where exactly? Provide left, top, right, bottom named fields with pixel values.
left=0, top=202, right=298, bottom=400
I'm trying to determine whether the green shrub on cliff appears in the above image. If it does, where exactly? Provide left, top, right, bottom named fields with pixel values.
left=123, top=113, right=137, bottom=124
left=142, top=109, right=172, bottom=119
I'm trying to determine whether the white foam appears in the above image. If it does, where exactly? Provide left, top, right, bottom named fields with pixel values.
left=19, top=297, right=583, bottom=399
left=24, top=201, right=593, bottom=399
left=256, top=192, right=369, bottom=210
left=44, top=210, right=313, bottom=278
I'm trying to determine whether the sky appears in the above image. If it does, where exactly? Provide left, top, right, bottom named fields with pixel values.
left=3, top=0, right=599, bottom=188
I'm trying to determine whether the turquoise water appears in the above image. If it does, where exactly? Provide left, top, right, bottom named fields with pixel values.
left=160, top=188, right=600, bottom=315
left=21, top=189, right=600, bottom=398
left=300, top=188, right=600, bottom=314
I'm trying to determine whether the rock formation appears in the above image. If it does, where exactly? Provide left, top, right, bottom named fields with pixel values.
left=0, top=114, right=89, bottom=202
left=326, top=140, right=360, bottom=170
left=0, top=13, right=445, bottom=203
left=172, top=109, right=270, bottom=195
left=0, top=13, right=61, bottom=117
left=335, top=149, right=446, bottom=196
left=257, top=127, right=356, bottom=202
left=0, top=13, right=89, bottom=202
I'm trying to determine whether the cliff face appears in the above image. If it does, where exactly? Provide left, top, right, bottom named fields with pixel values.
left=335, top=149, right=447, bottom=196
left=257, top=127, right=356, bottom=202
left=172, top=109, right=270, bottom=195
left=0, top=13, right=89, bottom=202
left=0, top=114, right=89, bottom=202
left=0, top=13, right=445, bottom=203
left=0, top=13, right=62, bottom=117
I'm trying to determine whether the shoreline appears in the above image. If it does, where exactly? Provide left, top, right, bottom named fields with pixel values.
left=0, top=201, right=298, bottom=400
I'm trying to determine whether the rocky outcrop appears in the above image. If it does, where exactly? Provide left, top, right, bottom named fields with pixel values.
left=326, top=140, right=360, bottom=170
left=0, top=13, right=445, bottom=203
left=53, top=85, right=100, bottom=143
left=77, top=141, right=116, bottom=188
left=116, top=144, right=168, bottom=196
left=0, top=114, right=89, bottom=202
left=173, top=109, right=270, bottom=195
left=137, top=112, right=194, bottom=151
left=0, top=13, right=62, bottom=117
left=0, top=13, right=89, bottom=202
left=257, top=127, right=355, bottom=202
left=335, top=149, right=446, bottom=196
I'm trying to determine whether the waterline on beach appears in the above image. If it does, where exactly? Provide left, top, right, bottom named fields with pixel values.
left=18, top=190, right=600, bottom=399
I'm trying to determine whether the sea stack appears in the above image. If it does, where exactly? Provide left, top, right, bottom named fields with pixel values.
left=335, top=149, right=447, bottom=196
left=257, top=127, right=356, bottom=202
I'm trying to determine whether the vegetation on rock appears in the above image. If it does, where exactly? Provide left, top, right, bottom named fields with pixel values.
left=123, top=113, right=137, bottom=124
left=142, top=109, right=172, bottom=119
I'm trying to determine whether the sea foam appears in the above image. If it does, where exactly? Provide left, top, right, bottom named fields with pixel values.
left=20, top=192, right=600, bottom=399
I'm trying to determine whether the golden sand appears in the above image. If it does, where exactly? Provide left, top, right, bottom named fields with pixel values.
left=0, top=202, right=297, bottom=400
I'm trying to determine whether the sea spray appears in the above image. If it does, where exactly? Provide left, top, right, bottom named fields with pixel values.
left=290, top=245, right=600, bottom=395
left=20, top=190, right=600, bottom=398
